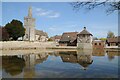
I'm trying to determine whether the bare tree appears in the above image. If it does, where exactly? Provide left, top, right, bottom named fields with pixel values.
left=71, top=0, right=120, bottom=14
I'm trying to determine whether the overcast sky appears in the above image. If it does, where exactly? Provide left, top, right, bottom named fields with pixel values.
left=1, top=2, right=118, bottom=38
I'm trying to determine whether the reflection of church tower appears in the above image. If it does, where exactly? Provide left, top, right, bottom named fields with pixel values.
left=23, top=54, right=35, bottom=78
left=24, top=6, right=35, bottom=41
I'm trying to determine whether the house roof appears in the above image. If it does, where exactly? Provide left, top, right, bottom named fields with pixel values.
left=77, top=27, right=92, bottom=36
left=35, top=29, right=48, bottom=37
left=107, top=36, right=120, bottom=43
left=54, top=35, right=62, bottom=39
left=50, top=35, right=62, bottom=41
left=59, top=32, right=78, bottom=42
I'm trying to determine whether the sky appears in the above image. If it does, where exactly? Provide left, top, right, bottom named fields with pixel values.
left=1, top=2, right=118, bottom=38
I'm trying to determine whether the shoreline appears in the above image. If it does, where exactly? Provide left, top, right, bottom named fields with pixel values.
left=1, top=48, right=120, bottom=56
left=0, top=41, right=119, bottom=50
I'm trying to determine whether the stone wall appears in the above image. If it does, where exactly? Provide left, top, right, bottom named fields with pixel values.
left=0, top=41, right=57, bottom=50
left=77, top=43, right=92, bottom=49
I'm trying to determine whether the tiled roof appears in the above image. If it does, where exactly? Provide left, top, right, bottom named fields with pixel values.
left=50, top=35, right=62, bottom=41
left=107, top=36, right=120, bottom=43
left=77, top=27, right=92, bottom=36
left=35, top=29, right=48, bottom=37
left=54, top=35, right=62, bottom=39
left=60, top=32, right=78, bottom=42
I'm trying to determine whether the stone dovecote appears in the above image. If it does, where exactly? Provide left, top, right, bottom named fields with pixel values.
left=77, top=27, right=93, bottom=49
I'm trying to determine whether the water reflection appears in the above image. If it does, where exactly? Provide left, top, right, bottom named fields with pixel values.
left=106, top=50, right=119, bottom=61
left=2, top=49, right=119, bottom=78
left=92, top=49, right=105, bottom=56
left=59, top=50, right=93, bottom=70
left=2, top=56, right=25, bottom=76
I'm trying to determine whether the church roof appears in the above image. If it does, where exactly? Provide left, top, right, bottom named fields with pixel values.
left=35, top=29, right=48, bottom=37
left=77, top=27, right=93, bottom=36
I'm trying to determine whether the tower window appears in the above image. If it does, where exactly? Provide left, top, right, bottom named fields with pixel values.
left=83, top=34, right=85, bottom=37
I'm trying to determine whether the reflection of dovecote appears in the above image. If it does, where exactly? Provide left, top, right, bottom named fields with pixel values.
left=59, top=51, right=93, bottom=69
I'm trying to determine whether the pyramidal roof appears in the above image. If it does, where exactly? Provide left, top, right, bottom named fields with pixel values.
left=78, top=27, right=93, bottom=36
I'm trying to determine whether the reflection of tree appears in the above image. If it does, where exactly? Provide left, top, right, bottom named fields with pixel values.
left=59, top=50, right=93, bottom=70
left=2, top=56, right=25, bottom=76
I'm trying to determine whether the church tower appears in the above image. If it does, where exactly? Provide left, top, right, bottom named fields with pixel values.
left=24, top=6, right=35, bottom=41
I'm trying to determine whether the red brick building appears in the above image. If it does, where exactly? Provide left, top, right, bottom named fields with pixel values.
left=92, top=40, right=105, bottom=49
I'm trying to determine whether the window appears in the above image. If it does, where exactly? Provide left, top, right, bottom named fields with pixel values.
left=95, top=43, right=97, bottom=45
left=99, top=43, right=101, bottom=45
left=26, top=34, right=28, bottom=38
left=83, top=35, right=85, bottom=37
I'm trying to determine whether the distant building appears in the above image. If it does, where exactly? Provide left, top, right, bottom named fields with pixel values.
left=50, top=35, right=61, bottom=42
left=77, top=27, right=93, bottom=49
left=92, top=40, right=105, bottom=56
left=35, top=29, right=48, bottom=42
left=106, top=36, right=120, bottom=47
left=92, top=40, right=105, bottom=49
left=59, top=32, right=78, bottom=46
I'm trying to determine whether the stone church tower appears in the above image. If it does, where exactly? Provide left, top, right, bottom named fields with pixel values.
left=24, top=6, right=35, bottom=41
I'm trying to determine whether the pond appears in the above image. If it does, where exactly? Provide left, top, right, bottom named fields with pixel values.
left=1, top=49, right=119, bottom=78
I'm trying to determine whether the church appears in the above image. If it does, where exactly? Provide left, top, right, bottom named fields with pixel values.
left=24, top=7, right=48, bottom=41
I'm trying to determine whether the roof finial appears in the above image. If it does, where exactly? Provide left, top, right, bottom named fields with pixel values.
left=84, top=27, right=86, bottom=30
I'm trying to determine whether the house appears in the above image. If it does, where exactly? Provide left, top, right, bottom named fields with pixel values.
left=59, top=32, right=78, bottom=46
left=92, top=40, right=105, bottom=49
left=50, top=35, right=61, bottom=42
left=77, top=27, right=93, bottom=49
left=106, top=36, right=120, bottom=47
left=35, top=29, right=48, bottom=42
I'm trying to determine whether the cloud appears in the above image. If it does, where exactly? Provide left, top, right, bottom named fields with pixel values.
left=48, top=12, right=60, bottom=18
left=49, top=27, right=56, bottom=31
left=33, top=7, right=60, bottom=18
